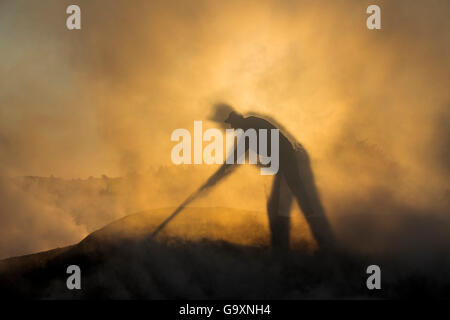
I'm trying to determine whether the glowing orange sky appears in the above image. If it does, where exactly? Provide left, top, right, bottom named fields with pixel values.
left=0, top=0, right=449, bottom=258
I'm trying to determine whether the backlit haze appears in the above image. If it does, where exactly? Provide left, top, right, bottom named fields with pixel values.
left=0, top=0, right=449, bottom=260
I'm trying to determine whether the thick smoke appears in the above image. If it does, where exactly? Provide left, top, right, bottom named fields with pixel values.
left=0, top=178, right=87, bottom=258
left=0, top=0, right=449, bottom=263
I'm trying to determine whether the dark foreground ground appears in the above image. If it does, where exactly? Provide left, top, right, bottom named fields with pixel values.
left=0, top=209, right=449, bottom=299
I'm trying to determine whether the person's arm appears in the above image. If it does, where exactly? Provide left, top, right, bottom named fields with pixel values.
left=199, top=135, right=249, bottom=191
left=199, top=132, right=252, bottom=191
left=199, top=161, right=237, bottom=191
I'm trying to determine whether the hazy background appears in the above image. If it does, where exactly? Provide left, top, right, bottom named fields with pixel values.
left=0, top=0, right=449, bottom=260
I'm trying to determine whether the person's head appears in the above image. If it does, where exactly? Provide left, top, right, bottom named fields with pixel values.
left=224, top=111, right=244, bottom=128
left=209, top=102, right=244, bottom=128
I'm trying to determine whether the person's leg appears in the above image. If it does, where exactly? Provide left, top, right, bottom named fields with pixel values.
left=282, top=153, right=335, bottom=251
left=267, top=172, right=292, bottom=250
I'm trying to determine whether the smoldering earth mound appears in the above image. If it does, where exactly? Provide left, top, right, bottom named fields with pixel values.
left=0, top=208, right=449, bottom=299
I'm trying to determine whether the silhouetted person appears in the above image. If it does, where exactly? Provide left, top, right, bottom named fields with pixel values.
left=209, top=104, right=336, bottom=252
